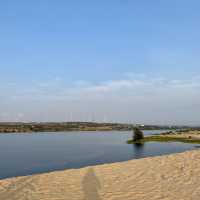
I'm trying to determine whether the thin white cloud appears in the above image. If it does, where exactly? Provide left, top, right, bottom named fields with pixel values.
left=1, top=75, right=200, bottom=125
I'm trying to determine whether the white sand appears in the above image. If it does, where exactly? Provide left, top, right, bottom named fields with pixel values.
left=0, top=150, right=200, bottom=200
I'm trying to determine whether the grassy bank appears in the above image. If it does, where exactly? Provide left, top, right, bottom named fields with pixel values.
left=127, top=135, right=200, bottom=144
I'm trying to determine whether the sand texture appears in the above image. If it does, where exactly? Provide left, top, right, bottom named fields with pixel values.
left=0, top=150, right=200, bottom=200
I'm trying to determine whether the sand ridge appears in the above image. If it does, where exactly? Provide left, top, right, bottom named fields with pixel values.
left=0, top=150, right=200, bottom=200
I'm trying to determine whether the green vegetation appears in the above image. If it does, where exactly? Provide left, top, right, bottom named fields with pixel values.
left=132, top=127, right=144, bottom=141
left=0, top=122, right=131, bottom=133
left=127, top=135, right=200, bottom=144
left=0, top=122, right=186, bottom=133
left=0, top=122, right=198, bottom=134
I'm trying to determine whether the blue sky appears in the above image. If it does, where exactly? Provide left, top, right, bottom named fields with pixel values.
left=1, top=0, right=200, bottom=124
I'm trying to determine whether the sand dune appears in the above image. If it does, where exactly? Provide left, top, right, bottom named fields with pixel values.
left=0, top=150, right=200, bottom=200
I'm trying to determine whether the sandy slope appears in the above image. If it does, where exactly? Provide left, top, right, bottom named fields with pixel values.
left=0, top=150, right=200, bottom=200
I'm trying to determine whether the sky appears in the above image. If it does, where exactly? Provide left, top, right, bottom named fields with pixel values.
left=0, top=0, right=200, bottom=125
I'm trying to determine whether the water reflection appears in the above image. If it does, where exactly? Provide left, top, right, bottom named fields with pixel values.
left=82, top=168, right=102, bottom=200
left=132, top=143, right=145, bottom=159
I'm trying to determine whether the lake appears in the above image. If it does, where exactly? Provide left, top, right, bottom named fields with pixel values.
left=0, top=130, right=199, bottom=179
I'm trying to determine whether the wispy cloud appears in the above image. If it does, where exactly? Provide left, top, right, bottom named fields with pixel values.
left=1, top=74, right=200, bottom=124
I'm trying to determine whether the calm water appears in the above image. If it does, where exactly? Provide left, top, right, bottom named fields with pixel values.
left=0, top=130, right=199, bottom=179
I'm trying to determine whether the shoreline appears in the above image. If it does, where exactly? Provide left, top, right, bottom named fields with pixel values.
left=1, top=149, right=200, bottom=199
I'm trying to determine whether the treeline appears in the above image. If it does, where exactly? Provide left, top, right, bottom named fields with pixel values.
left=0, top=122, right=192, bottom=133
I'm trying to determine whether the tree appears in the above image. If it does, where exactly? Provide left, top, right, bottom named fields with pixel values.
left=133, top=127, right=144, bottom=141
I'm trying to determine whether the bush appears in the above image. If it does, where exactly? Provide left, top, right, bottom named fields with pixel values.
left=133, top=127, right=144, bottom=141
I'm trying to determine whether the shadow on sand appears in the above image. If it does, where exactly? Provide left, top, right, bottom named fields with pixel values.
left=82, top=168, right=102, bottom=200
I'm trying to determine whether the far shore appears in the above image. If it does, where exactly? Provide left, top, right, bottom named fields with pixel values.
left=0, top=122, right=191, bottom=133
left=1, top=149, right=200, bottom=199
